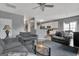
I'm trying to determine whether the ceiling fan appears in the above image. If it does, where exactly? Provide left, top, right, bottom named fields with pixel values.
left=32, top=3, right=54, bottom=11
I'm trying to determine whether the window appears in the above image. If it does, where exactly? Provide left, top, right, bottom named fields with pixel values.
left=64, top=21, right=77, bottom=32
left=64, top=23, right=69, bottom=31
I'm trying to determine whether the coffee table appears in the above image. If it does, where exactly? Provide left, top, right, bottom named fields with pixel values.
left=34, top=40, right=52, bottom=56
left=34, top=40, right=78, bottom=56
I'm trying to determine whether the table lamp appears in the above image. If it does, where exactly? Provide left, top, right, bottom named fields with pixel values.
left=3, top=25, right=11, bottom=38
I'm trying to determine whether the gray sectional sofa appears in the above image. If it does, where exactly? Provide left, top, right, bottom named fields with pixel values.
left=0, top=38, right=28, bottom=56
left=0, top=32, right=37, bottom=56
left=16, top=32, right=37, bottom=52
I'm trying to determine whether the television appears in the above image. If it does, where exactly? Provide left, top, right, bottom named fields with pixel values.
left=73, top=32, right=79, bottom=47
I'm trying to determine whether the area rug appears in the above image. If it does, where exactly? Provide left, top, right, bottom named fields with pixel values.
left=42, top=40, right=78, bottom=56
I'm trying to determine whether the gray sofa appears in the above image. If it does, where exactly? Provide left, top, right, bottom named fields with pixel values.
left=52, top=31, right=72, bottom=45
left=0, top=38, right=28, bottom=56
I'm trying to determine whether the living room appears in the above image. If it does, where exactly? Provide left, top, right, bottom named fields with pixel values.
left=0, top=3, right=79, bottom=56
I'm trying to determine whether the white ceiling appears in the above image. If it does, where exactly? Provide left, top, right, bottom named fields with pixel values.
left=0, top=3, right=79, bottom=21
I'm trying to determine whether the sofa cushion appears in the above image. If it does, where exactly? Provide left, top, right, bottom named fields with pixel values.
left=0, top=39, right=4, bottom=54
left=0, top=39, right=5, bottom=49
left=3, top=38, right=19, bottom=44
left=0, top=44, right=3, bottom=54
left=5, top=41, right=22, bottom=50
left=53, top=36, right=65, bottom=40
left=19, top=32, right=37, bottom=37
left=3, top=38, right=22, bottom=50
left=4, top=45, right=28, bottom=55
left=2, top=45, right=28, bottom=56
left=55, top=32, right=63, bottom=37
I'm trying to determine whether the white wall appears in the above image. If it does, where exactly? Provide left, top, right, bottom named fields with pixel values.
left=12, top=15, right=24, bottom=37
left=0, top=10, right=24, bottom=38
left=58, top=15, right=79, bottom=32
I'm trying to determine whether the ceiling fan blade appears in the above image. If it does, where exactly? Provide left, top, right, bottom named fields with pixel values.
left=32, top=6, right=40, bottom=9
left=5, top=3, right=16, bottom=9
left=45, top=5, right=54, bottom=7
left=37, top=3, right=46, bottom=5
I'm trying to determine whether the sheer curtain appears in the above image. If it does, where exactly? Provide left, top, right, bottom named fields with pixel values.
left=63, top=21, right=77, bottom=47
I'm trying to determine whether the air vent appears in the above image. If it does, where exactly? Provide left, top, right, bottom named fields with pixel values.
left=5, top=3, right=16, bottom=9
